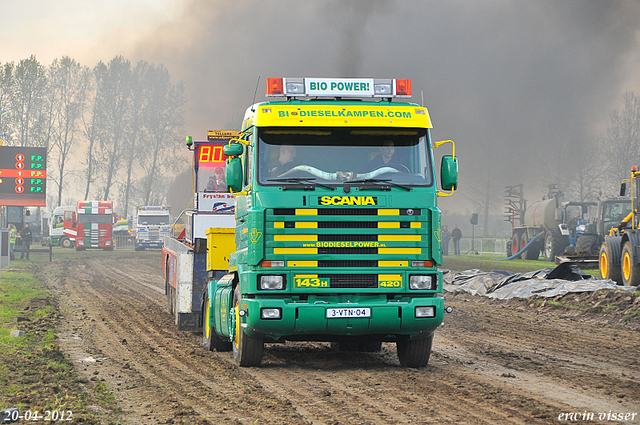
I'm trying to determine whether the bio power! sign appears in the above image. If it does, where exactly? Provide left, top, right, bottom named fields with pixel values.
left=305, top=78, right=374, bottom=97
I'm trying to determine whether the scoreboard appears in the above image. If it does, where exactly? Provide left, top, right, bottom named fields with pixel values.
left=0, top=146, right=47, bottom=206
left=194, top=130, right=237, bottom=193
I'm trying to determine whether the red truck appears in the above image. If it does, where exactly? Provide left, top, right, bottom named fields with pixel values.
left=75, top=200, right=115, bottom=251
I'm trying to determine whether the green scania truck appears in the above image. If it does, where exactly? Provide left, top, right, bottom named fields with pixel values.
left=201, top=77, right=458, bottom=367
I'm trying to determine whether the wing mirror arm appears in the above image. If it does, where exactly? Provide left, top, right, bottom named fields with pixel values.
left=434, top=140, right=458, bottom=198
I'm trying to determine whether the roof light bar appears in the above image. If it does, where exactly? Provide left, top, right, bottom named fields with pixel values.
left=265, top=77, right=412, bottom=98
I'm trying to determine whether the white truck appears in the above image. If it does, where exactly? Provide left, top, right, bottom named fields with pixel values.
left=135, top=206, right=171, bottom=250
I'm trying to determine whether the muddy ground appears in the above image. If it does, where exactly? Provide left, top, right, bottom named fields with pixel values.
left=30, top=252, right=640, bottom=424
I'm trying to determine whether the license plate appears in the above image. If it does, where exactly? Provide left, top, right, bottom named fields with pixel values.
left=326, top=308, right=371, bottom=318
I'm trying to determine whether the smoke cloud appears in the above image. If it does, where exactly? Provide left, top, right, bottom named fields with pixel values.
left=6, top=1, right=640, bottom=219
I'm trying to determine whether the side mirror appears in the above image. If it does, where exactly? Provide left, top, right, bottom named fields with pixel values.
left=440, top=155, right=458, bottom=191
left=620, top=183, right=626, bottom=197
left=224, top=143, right=243, bottom=157
left=226, top=157, right=243, bottom=192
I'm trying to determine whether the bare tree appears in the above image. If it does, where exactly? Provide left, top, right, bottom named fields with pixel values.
left=603, top=91, right=640, bottom=189
left=0, top=62, right=16, bottom=142
left=139, top=64, right=186, bottom=205
left=120, top=61, right=151, bottom=216
left=544, top=121, right=605, bottom=202
left=11, top=55, right=48, bottom=147
left=80, top=67, right=101, bottom=199
left=48, top=57, right=89, bottom=206
left=93, top=56, right=132, bottom=200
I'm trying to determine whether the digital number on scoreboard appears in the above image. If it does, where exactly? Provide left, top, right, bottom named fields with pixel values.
left=0, top=146, right=47, bottom=206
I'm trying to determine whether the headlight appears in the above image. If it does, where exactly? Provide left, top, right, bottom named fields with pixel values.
left=415, top=306, right=436, bottom=318
left=259, top=275, right=284, bottom=290
left=261, top=308, right=282, bottom=319
left=409, top=275, right=435, bottom=290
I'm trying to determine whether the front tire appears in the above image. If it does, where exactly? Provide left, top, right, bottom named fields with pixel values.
left=600, top=240, right=622, bottom=284
left=544, top=230, right=565, bottom=262
left=397, top=333, right=433, bottom=368
left=203, top=290, right=232, bottom=351
left=520, top=233, right=538, bottom=260
left=60, top=236, right=73, bottom=249
left=621, top=242, right=640, bottom=286
left=232, top=286, right=263, bottom=366
left=576, top=235, right=598, bottom=255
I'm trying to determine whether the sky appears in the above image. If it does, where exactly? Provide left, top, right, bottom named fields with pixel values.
left=2, top=0, right=640, bottom=229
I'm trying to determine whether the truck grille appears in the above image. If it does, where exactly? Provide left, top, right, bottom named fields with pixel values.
left=266, top=207, right=429, bottom=264
left=319, top=274, right=378, bottom=288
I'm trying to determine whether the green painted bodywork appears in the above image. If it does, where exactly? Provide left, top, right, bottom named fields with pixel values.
left=207, top=99, right=448, bottom=343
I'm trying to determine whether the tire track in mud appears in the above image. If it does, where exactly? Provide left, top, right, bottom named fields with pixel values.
left=42, top=255, right=640, bottom=424
left=440, top=296, right=640, bottom=414
left=50, top=257, right=306, bottom=424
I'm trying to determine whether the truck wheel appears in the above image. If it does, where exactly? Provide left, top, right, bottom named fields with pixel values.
left=232, top=286, right=263, bottom=366
left=520, top=234, right=535, bottom=260
left=60, top=236, right=72, bottom=249
left=203, top=290, right=232, bottom=352
left=396, top=333, right=433, bottom=368
left=576, top=235, right=597, bottom=255
left=510, top=233, right=521, bottom=258
left=600, top=241, right=622, bottom=284
left=621, top=242, right=640, bottom=286
left=544, top=230, right=565, bottom=262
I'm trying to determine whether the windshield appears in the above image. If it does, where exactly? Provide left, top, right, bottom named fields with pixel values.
left=138, top=215, right=170, bottom=225
left=257, top=127, right=433, bottom=187
left=78, top=214, right=112, bottom=224
left=602, top=201, right=631, bottom=221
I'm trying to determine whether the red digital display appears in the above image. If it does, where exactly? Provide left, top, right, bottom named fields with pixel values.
left=197, top=144, right=225, bottom=165
left=195, top=141, right=229, bottom=193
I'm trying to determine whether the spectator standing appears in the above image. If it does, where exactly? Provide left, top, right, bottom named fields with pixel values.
left=441, top=225, right=450, bottom=256
left=19, top=223, right=33, bottom=260
left=8, top=224, right=17, bottom=260
left=451, top=224, right=462, bottom=255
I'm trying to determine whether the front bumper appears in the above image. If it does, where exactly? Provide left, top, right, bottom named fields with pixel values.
left=241, top=295, right=443, bottom=340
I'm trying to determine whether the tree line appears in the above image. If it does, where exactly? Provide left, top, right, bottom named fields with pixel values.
left=451, top=90, right=640, bottom=236
left=0, top=55, right=187, bottom=217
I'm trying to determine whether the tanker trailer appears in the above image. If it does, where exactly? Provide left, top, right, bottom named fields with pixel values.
left=509, top=196, right=568, bottom=261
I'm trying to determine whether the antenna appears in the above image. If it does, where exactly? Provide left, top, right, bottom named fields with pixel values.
left=421, top=90, right=424, bottom=107
left=251, top=76, right=260, bottom=111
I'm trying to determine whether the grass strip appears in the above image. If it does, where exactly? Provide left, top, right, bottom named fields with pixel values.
left=0, top=259, right=117, bottom=424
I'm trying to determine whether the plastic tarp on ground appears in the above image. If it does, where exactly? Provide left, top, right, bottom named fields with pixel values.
left=443, top=263, right=637, bottom=300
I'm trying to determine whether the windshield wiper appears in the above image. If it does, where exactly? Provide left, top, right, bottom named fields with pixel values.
left=346, top=178, right=411, bottom=191
left=267, top=177, right=335, bottom=190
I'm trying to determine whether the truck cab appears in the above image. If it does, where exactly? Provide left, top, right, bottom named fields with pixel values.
left=135, top=206, right=171, bottom=250
left=203, top=77, right=458, bottom=367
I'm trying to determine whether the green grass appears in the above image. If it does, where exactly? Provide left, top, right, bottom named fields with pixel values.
left=0, top=258, right=111, bottom=423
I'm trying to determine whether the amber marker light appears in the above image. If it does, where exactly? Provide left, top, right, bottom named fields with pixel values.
left=395, top=79, right=412, bottom=97
left=266, top=78, right=284, bottom=96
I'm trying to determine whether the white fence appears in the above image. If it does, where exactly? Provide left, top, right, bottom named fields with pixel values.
left=443, top=238, right=508, bottom=256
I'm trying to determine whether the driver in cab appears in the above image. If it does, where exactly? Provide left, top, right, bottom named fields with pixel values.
left=366, top=139, right=397, bottom=171
left=268, top=145, right=297, bottom=176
